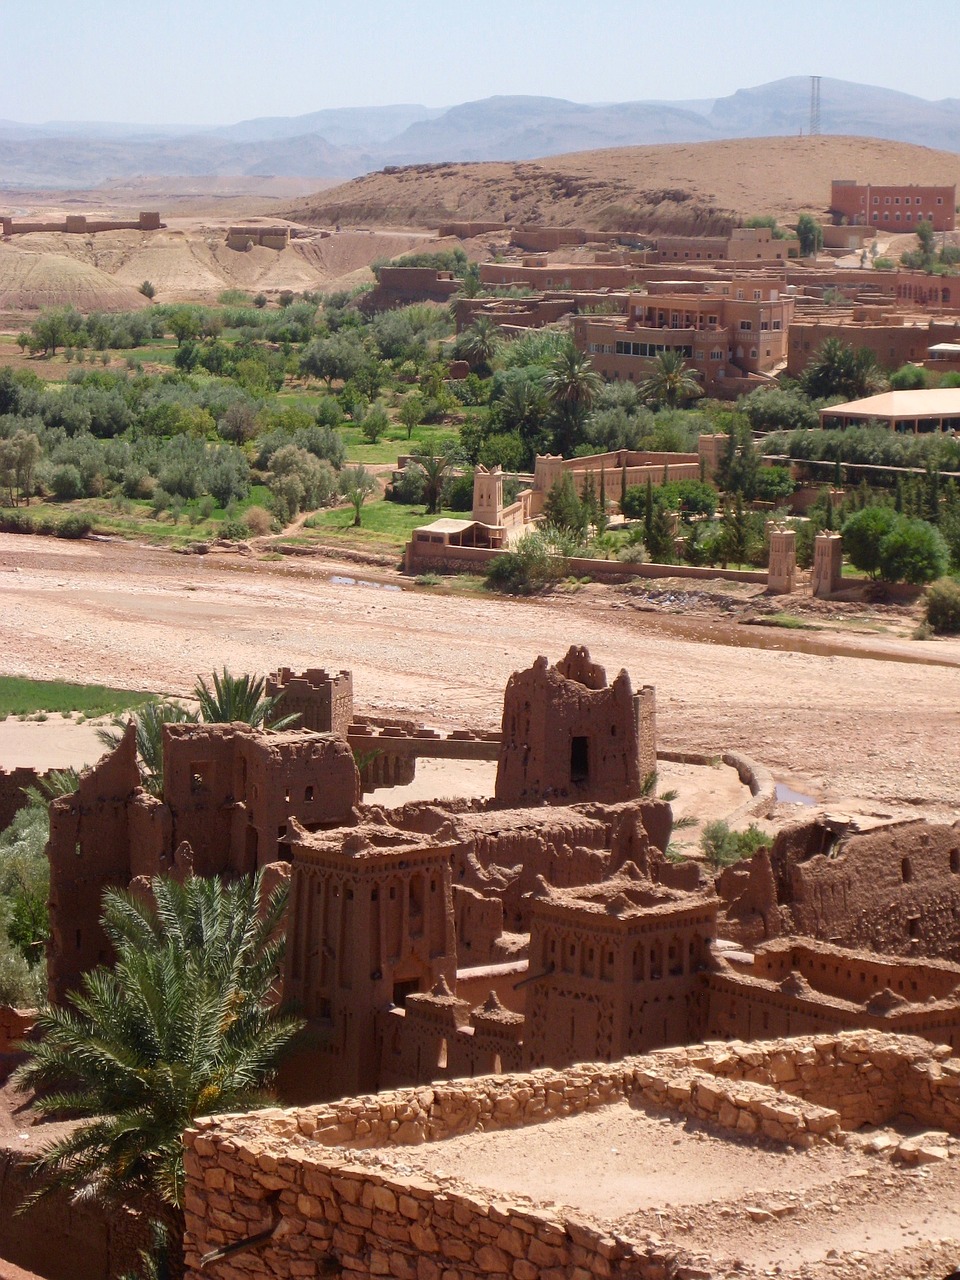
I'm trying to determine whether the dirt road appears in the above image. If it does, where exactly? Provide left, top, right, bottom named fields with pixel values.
left=2, top=532, right=959, bottom=813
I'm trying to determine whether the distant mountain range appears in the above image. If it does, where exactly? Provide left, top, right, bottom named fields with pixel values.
left=3, top=77, right=960, bottom=190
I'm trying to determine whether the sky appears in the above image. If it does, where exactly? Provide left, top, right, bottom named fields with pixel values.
left=1, top=0, right=956, bottom=127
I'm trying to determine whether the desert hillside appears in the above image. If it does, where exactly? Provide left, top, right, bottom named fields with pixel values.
left=287, top=136, right=960, bottom=232
left=0, top=222, right=435, bottom=315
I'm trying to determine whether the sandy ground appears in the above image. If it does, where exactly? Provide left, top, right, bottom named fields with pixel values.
left=382, top=1100, right=960, bottom=1280
left=0, top=221, right=437, bottom=312
left=0, top=718, right=109, bottom=771
left=2, top=532, right=959, bottom=816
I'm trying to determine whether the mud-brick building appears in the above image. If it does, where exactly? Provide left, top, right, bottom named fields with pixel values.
left=266, top=666, right=354, bottom=737
left=495, top=646, right=656, bottom=805
left=46, top=722, right=359, bottom=1002
left=281, top=823, right=458, bottom=1099
left=524, top=872, right=719, bottom=1068
left=574, top=276, right=795, bottom=397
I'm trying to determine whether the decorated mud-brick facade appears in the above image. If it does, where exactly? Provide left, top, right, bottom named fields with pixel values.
left=496, top=646, right=656, bottom=804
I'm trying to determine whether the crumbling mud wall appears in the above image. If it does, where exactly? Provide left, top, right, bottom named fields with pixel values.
left=496, top=646, right=654, bottom=805
left=0, top=767, right=46, bottom=833
left=719, top=817, right=960, bottom=960
left=0, top=1149, right=150, bottom=1280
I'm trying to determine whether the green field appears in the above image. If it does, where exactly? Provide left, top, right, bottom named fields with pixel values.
left=300, top=497, right=463, bottom=553
left=0, top=676, right=153, bottom=718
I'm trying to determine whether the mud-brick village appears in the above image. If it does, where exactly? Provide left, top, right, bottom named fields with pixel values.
left=9, top=16, right=960, bottom=1280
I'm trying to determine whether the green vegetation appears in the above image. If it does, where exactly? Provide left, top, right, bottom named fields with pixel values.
left=795, top=213, right=823, bottom=257
left=0, top=802, right=50, bottom=1006
left=15, top=871, right=302, bottom=1268
left=700, top=820, right=772, bottom=870
left=0, top=675, right=151, bottom=718
left=842, top=507, right=948, bottom=584
left=4, top=281, right=959, bottom=587
left=924, top=577, right=960, bottom=634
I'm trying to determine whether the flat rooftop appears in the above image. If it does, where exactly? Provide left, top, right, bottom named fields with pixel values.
left=822, top=387, right=960, bottom=422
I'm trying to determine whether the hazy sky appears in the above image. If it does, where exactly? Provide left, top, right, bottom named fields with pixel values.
left=2, top=0, right=956, bottom=126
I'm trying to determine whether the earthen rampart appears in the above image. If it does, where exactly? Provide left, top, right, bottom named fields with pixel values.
left=0, top=212, right=161, bottom=236
left=0, top=1150, right=150, bottom=1280
left=0, top=767, right=46, bottom=833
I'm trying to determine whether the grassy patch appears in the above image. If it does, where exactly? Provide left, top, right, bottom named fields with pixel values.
left=337, top=423, right=463, bottom=466
left=22, top=485, right=274, bottom=546
left=302, top=497, right=461, bottom=553
left=751, top=612, right=823, bottom=631
left=0, top=676, right=153, bottom=718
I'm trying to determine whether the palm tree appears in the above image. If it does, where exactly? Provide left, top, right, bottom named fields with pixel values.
left=542, top=342, right=603, bottom=454
left=638, top=351, right=702, bottom=409
left=193, top=669, right=299, bottom=730
left=97, top=700, right=199, bottom=797
left=15, top=872, right=302, bottom=1262
left=414, top=452, right=452, bottom=515
left=339, top=464, right=378, bottom=527
left=456, top=316, right=501, bottom=374
left=799, top=337, right=886, bottom=401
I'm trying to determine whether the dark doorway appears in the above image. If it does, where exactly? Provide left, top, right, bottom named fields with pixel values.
left=571, top=736, right=590, bottom=785
left=392, top=977, right=420, bottom=1007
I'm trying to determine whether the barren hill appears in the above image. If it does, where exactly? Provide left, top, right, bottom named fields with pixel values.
left=0, top=222, right=435, bottom=314
left=287, top=136, right=960, bottom=233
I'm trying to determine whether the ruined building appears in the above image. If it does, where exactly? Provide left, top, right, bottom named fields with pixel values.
left=46, top=721, right=359, bottom=1002
left=42, top=647, right=960, bottom=1109
left=496, top=646, right=656, bottom=804
left=265, top=666, right=354, bottom=737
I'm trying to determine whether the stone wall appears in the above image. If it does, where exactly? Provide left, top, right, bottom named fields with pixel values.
left=745, top=816, right=960, bottom=961
left=182, top=1031, right=958, bottom=1280
left=1, top=213, right=160, bottom=236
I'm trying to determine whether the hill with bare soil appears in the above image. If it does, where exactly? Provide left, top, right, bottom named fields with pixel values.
left=0, top=223, right=435, bottom=313
left=287, top=135, right=960, bottom=232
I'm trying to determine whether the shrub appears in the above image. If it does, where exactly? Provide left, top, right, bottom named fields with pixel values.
left=485, top=530, right=565, bottom=595
left=877, top=517, right=948, bottom=585
left=700, top=820, right=772, bottom=870
left=443, top=472, right=474, bottom=512
left=0, top=510, right=35, bottom=535
left=55, top=514, right=92, bottom=539
left=842, top=505, right=898, bottom=578
left=219, top=518, right=250, bottom=541
left=244, top=505, right=273, bottom=536
left=389, top=465, right=427, bottom=505
left=50, top=463, right=84, bottom=502
left=754, top=466, right=795, bottom=503
left=924, top=578, right=960, bottom=633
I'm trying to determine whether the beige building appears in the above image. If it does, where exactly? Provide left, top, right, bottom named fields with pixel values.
left=574, top=277, right=795, bottom=396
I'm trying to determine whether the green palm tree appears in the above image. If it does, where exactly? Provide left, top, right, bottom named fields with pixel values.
left=97, top=700, right=199, bottom=798
left=15, top=872, right=301, bottom=1254
left=193, top=669, right=299, bottom=730
left=799, top=336, right=886, bottom=401
left=456, top=316, right=501, bottom=374
left=639, top=351, right=702, bottom=409
left=413, top=452, right=452, bottom=515
left=543, top=342, right=603, bottom=454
